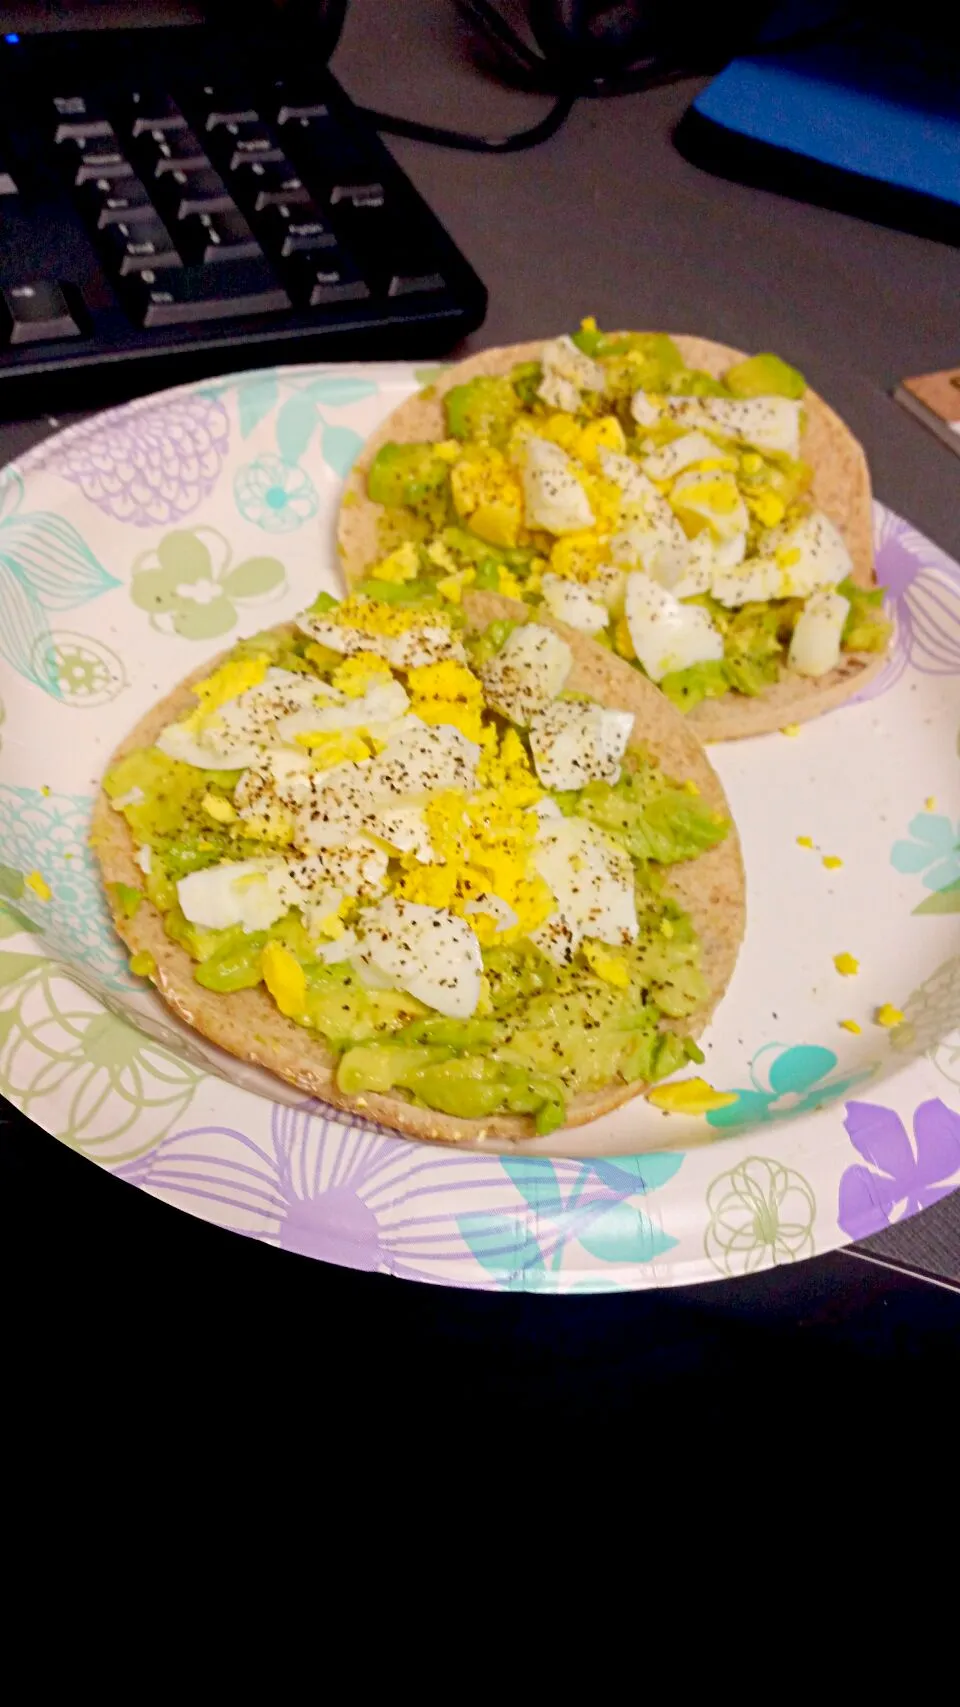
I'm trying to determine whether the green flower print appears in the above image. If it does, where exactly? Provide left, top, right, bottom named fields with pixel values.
left=0, top=950, right=202, bottom=1162
left=234, top=454, right=319, bottom=534
left=31, top=631, right=127, bottom=707
left=130, top=526, right=285, bottom=640
left=705, top=1157, right=816, bottom=1276
left=705, top=1043, right=874, bottom=1132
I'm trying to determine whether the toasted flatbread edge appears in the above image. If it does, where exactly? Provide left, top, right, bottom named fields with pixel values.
left=92, top=617, right=745, bottom=1156
left=336, top=335, right=885, bottom=741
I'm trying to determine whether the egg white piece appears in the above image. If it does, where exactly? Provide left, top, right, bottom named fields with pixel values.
left=630, top=392, right=661, bottom=428
left=276, top=676, right=409, bottom=743
left=590, top=563, right=628, bottom=613
left=539, top=573, right=609, bottom=635
left=602, top=448, right=690, bottom=586
left=297, top=611, right=466, bottom=669
left=788, top=588, right=850, bottom=677
left=763, top=509, right=853, bottom=598
left=463, top=893, right=518, bottom=933
left=710, top=554, right=783, bottom=608
left=670, top=468, right=749, bottom=544
left=669, top=529, right=745, bottom=600
left=540, top=333, right=606, bottom=393
left=521, top=437, right=595, bottom=535
left=266, top=720, right=477, bottom=860
left=531, top=817, right=638, bottom=965
left=177, top=843, right=387, bottom=936
left=480, top=622, right=572, bottom=726
left=537, top=369, right=582, bottom=414
left=642, top=431, right=729, bottom=483
left=625, top=572, right=724, bottom=682
left=653, top=395, right=802, bottom=459
left=156, top=668, right=329, bottom=770
left=357, top=897, right=483, bottom=1019
left=529, top=698, right=633, bottom=791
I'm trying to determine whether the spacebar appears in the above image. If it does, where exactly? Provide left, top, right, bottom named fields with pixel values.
left=131, top=261, right=291, bottom=327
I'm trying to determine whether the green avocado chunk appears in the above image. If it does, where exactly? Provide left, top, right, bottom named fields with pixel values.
left=723, top=352, right=806, bottom=399
left=444, top=375, right=522, bottom=445
left=572, top=771, right=729, bottom=863
left=367, top=442, right=450, bottom=512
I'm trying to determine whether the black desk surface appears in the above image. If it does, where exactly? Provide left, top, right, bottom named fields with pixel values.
left=1, top=1, right=957, bottom=1344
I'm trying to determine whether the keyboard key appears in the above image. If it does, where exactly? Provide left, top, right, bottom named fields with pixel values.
left=387, top=270, right=447, bottom=298
left=231, top=160, right=310, bottom=213
left=330, top=182, right=386, bottom=209
left=102, top=215, right=180, bottom=276
left=0, top=168, right=17, bottom=197
left=1, top=281, right=81, bottom=344
left=289, top=257, right=371, bottom=309
left=53, top=95, right=112, bottom=143
left=158, top=167, right=234, bottom=220
left=219, top=122, right=285, bottom=172
left=139, top=128, right=210, bottom=177
left=276, top=100, right=330, bottom=126
left=261, top=202, right=337, bottom=258
left=179, top=208, right=261, bottom=265
left=203, top=103, right=260, bottom=131
left=128, top=94, right=188, bottom=138
left=73, top=146, right=134, bottom=187
left=127, top=260, right=290, bottom=327
left=82, top=176, right=155, bottom=226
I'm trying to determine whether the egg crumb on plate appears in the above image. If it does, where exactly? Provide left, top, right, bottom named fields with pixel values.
left=839, top=1018, right=861, bottom=1034
left=834, top=952, right=859, bottom=976
left=648, top=1078, right=738, bottom=1115
left=822, top=854, right=843, bottom=870
left=875, top=1003, right=904, bottom=1028
left=24, top=871, right=51, bottom=901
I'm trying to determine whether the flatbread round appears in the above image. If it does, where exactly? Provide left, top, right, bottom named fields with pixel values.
left=92, top=616, right=745, bottom=1157
left=338, top=336, right=885, bottom=740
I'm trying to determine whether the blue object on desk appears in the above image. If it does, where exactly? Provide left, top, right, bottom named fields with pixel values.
left=676, top=31, right=960, bottom=244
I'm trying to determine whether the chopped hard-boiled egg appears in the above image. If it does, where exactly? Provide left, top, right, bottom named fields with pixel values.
left=276, top=676, right=409, bottom=745
left=710, top=555, right=782, bottom=608
left=521, top=437, right=595, bottom=534
left=157, top=668, right=323, bottom=769
left=529, top=697, right=633, bottom=791
left=624, top=571, right=724, bottom=682
left=764, top=510, right=853, bottom=598
left=670, top=468, right=749, bottom=544
left=788, top=588, right=850, bottom=677
left=479, top=622, right=572, bottom=726
left=531, top=817, right=638, bottom=965
left=356, top=896, right=483, bottom=1019
left=642, top=430, right=731, bottom=483
left=539, top=573, right=610, bottom=634
left=541, top=333, right=606, bottom=395
left=644, top=394, right=803, bottom=459
left=177, top=847, right=387, bottom=935
left=299, top=602, right=465, bottom=669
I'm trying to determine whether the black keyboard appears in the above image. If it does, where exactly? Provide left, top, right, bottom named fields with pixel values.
left=0, top=20, right=487, bottom=414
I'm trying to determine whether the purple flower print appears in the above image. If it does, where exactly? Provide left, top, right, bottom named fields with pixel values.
left=114, top=1099, right=684, bottom=1286
left=855, top=508, right=960, bottom=701
left=33, top=394, right=230, bottom=526
left=837, top=1098, right=960, bottom=1238
left=116, top=1100, right=526, bottom=1283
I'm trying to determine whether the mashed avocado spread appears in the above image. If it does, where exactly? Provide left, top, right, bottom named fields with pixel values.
left=101, top=598, right=729, bottom=1134
left=358, top=323, right=890, bottom=709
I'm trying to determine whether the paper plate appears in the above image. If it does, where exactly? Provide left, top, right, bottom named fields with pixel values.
left=2, top=360, right=960, bottom=1291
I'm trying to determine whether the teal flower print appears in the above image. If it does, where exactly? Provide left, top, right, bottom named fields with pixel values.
left=706, top=1043, right=874, bottom=1132
left=234, top=455, right=319, bottom=534
left=0, top=466, right=118, bottom=696
left=891, top=813, right=960, bottom=894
